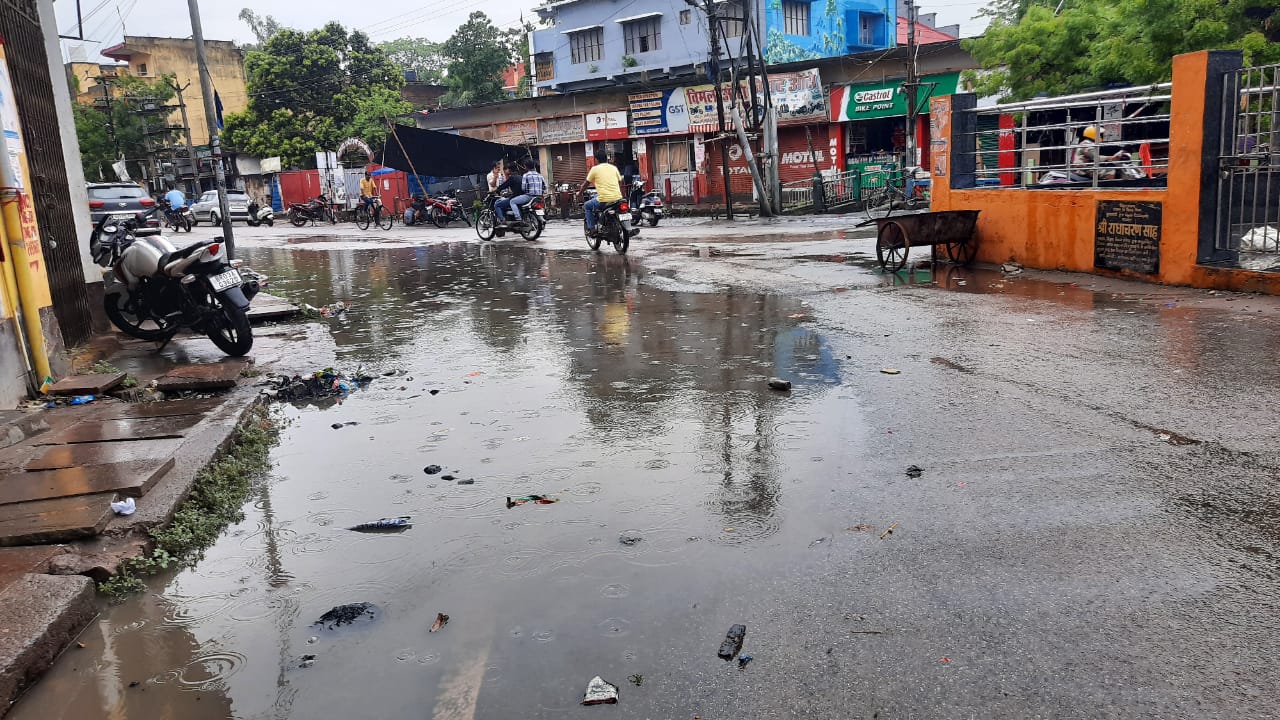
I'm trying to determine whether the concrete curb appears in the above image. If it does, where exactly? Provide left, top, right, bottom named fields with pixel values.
left=0, top=574, right=95, bottom=716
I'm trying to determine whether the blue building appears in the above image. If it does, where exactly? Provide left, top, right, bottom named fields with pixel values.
left=531, top=0, right=896, bottom=94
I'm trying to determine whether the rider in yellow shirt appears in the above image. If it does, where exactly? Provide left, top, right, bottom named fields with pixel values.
left=359, top=172, right=379, bottom=219
left=583, top=148, right=623, bottom=237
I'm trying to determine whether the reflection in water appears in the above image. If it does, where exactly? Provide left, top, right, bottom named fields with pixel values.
left=11, top=243, right=846, bottom=720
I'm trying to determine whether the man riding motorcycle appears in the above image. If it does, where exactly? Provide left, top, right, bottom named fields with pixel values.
left=497, top=160, right=546, bottom=224
left=583, top=148, right=623, bottom=238
left=493, top=162, right=525, bottom=222
left=1071, top=125, right=1130, bottom=181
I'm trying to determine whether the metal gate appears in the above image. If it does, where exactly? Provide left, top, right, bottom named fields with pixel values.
left=0, top=0, right=93, bottom=346
left=1217, top=64, right=1280, bottom=271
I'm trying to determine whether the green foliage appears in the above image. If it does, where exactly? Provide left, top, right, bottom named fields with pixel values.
left=72, top=76, right=177, bottom=182
left=86, top=361, right=121, bottom=374
left=379, top=37, right=447, bottom=84
left=966, top=0, right=1280, bottom=101
left=238, top=8, right=285, bottom=48
left=441, top=12, right=515, bottom=106
left=621, top=55, right=639, bottom=68
left=223, top=23, right=410, bottom=168
left=98, top=407, right=280, bottom=598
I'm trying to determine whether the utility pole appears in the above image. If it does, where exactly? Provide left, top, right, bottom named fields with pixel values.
left=700, top=0, right=734, bottom=221
left=187, top=0, right=235, bottom=256
left=903, top=0, right=919, bottom=173
left=168, top=80, right=200, bottom=195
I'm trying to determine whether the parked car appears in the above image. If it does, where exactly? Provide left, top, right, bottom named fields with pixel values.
left=190, top=190, right=250, bottom=225
left=86, top=183, right=160, bottom=231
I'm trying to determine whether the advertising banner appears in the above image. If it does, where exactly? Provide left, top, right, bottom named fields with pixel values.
left=829, top=73, right=961, bottom=121
left=628, top=88, right=690, bottom=136
left=586, top=111, right=628, bottom=141
left=494, top=120, right=538, bottom=146
left=537, top=115, right=585, bottom=144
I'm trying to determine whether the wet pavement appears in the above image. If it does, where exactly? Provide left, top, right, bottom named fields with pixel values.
left=11, top=223, right=1280, bottom=719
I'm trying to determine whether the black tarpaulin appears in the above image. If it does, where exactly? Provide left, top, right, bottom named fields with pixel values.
left=381, top=125, right=528, bottom=178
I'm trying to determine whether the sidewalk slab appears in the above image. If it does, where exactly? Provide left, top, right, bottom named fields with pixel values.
left=0, top=494, right=115, bottom=546
left=0, top=458, right=175, bottom=507
left=0, top=574, right=95, bottom=712
left=0, top=413, right=49, bottom=452
left=47, top=373, right=126, bottom=396
left=23, top=439, right=181, bottom=471
left=36, top=416, right=200, bottom=445
left=248, top=292, right=300, bottom=322
left=153, top=360, right=250, bottom=393
left=100, top=397, right=223, bottom=419
left=0, top=546, right=67, bottom=594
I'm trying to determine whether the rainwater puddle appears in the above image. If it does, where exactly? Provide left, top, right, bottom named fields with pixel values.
left=12, top=242, right=861, bottom=719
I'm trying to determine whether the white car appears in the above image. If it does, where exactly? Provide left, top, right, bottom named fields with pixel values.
left=190, top=190, right=250, bottom=225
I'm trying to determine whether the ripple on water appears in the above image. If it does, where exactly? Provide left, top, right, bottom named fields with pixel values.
left=597, top=617, right=632, bottom=637
left=600, top=583, right=631, bottom=599
left=162, top=593, right=239, bottom=628
left=153, top=650, right=246, bottom=691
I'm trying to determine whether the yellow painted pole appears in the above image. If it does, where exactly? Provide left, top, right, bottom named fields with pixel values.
left=0, top=40, right=53, bottom=384
left=0, top=219, right=37, bottom=391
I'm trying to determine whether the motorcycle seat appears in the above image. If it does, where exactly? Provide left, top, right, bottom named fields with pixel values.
left=157, top=241, right=213, bottom=275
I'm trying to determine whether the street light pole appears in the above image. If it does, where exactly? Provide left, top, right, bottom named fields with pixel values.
left=704, top=0, right=734, bottom=221
left=186, top=0, right=235, bottom=257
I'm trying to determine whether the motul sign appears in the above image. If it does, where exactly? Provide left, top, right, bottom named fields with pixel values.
left=853, top=88, right=895, bottom=104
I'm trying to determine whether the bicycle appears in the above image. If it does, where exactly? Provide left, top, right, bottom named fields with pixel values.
left=355, top=197, right=394, bottom=231
left=861, top=168, right=929, bottom=220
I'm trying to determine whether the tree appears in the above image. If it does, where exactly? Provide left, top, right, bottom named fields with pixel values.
left=238, top=8, right=284, bottom=48
left=223, top=23, right=412, bottom=168
left=71, top=75, right=178, bottom=181
left=965, top=0, right=1280, bottom=100
left=379, top=37, right=447, bottom=84
left=440, top=12, right=527, bottom=106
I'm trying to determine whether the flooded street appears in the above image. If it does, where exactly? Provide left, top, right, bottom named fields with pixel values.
left=12, top=226, right=1280, bottom=718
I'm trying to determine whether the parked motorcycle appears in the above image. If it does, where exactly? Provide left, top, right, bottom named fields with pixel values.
left=90, top=209, right=262, bottom=356
left=627, top=179, right=664, bottom=227
left=246, top=199, right=274, bottom=227
left=287, top=195, right=336, bottom=227
left=160, top=200, right=194, bottom=233
left=584, top=194, right=637, bottom=255
left=424, top=190, right=471, bottom=228
left=1038, top=151, right=1147, bottom=185
left=475, top=192, right=545, bottom=242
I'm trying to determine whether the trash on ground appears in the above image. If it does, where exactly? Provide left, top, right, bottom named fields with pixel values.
left=879, top=522, right=900, bottom=540
left=266, top=368, right=372, bottom=401
left=905, top=465, right=924, bottom=478
left=738, top=654, right=754, bottom=669
left=430, top=612, right=449, bottom=633
left=331, top=421, right=359, bottom=430
left=457, top=478, right=475, bottom=485
left=464, top=371, right=482, bottom=378
left=809, top=537, right=827, bottom=547
left=506, top=495, right=559, bottom=508
left=111, top=497, right=137, bottom=516
left=1001, top=262, right=1024, bottom=274
left=767, top=377, right=792, bottom=391
left=619, top=533, right=643, bottom=546
left=441, top=474, right=456, bottom=481
left=69, top=395, right=96, bottom=406
left=581, top=676, right=619, bottom=705
left=718, top=624, right=747, bottom=660
left=348, top=516, right=412, bottom=533
left=429, top=389, right=440, bottom=395
left=423, top=465, right=442, bottom=475
left=302, top=301, right=352, bottom=318
left=847, top=524, right=874, bottom=532
left=299, top=654, right=316, bottom=668
left=313, top=602, right=376, bottom=629
left=880, top=368, right=901, bottom=375
left=628, top=674, right=644, bottom=686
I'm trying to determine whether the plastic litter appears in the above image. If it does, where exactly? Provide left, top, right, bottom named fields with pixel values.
left=347, top=516, right=412, bottom=533
left=441, top=474, right=456, bottom=481
left=457, top=478, right=475, bottom=485
left=581, top=676, right=619, bottom=705
left=506, top=495, right=559, bottom=508
left=738, top=654, right=754, bottom=669
left=880, top=368, right=901, bottom=375
left=423, top=465, right=442, bottom=475
left=302, top=301, right=352, bottom=318
left=430, top=612, right=449, bottom=633
left=69, top=395, right=96, bottom=406
left=718, top=624, right=746, bottom=660
left=313, top=602, right=376, bottom=629
left=331, top=421, right=359, bottom=430
left=767, top=377, right=792, bottom=391
left=110, top=497, right=136, bottom=515
left=299, top=654, right=316, bottom=668
left=266, top=368, right=372, bottom=401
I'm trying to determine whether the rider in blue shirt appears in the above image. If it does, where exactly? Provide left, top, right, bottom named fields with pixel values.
left=164, top=186, right=186, bottom=209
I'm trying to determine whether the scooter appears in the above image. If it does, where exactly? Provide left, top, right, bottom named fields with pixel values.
left=628, top=179, right=664, bottom=228
left=246, top=200, right=274, bottom=227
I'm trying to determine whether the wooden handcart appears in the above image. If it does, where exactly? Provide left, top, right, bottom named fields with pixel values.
left=868, top=210, right=980, bottom=271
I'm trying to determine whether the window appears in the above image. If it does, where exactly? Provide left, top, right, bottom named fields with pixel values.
left=535, top=52, right=555, bottom=81
left=680, top=9, right=692, bottom=24
left=137, top=63, right=147, bottom=76
left=859, top=14, right=876, bottom=45
left=623, top=17, right=661, bottom=54
left=569, top=27, right=603, bottom=64
left=783, top=1, right=810, bottom=36
left=719, top=1, right=745, bottom=38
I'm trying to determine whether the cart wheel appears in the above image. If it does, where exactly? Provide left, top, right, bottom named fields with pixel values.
left=945, top=235, right=977, bottom=266
left=876, top=221, right=910, bottom=272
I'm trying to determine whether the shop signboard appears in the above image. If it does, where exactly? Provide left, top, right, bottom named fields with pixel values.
left=767, top=69, right=826, bottom=124
left=829, top=73, right=961, bottom=122
left=628, top=88, right=690, bottom=136
left=494, top=120, right=538, bottom=146
left=538, top=115, right=585, bottom=144
left=586, top=111, right=629, bottom=141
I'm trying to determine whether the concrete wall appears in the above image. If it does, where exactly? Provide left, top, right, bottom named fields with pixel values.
left=111, top=38, right=246, bottom=147
left=763, top=0, right=895, bottom=63
left=931, top=50, right=1280, bottom=294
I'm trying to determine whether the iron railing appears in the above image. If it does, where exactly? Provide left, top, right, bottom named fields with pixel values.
left=956, top=85, right=1172, bottom=190
left=1216, top=64, right=1280, bottom=271
left=780, top=169, right=867, bottom=214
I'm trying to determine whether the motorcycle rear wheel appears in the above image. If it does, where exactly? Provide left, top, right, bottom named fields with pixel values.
left=289, top=209, right=307, bottom=227
left=644, top=210, right=659, bottom=227
left=206, top=302, right=254, bottom=356
left=519, top=216, right=544, bottom=241
left=104, top=292, right=175, bottom=341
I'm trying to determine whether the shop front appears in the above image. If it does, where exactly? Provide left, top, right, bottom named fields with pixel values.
left=537, top=115, right=588, bottom=187
left=827, top=72, right=961, bottom=185
left=628, top=87, right=694, bottom=200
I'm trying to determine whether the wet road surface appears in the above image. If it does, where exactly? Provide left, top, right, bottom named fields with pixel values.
left=12, top=226, right=1280, bottom=719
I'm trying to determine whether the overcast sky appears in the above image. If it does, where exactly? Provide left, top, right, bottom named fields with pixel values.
left=53, top=0, right=991, bottom=63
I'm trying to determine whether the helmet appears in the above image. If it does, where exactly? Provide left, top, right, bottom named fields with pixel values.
left=1082, top=125, right=1103, bottom=141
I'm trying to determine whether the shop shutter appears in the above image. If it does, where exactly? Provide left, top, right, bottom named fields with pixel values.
left=705, top=139, right=756, bottom=200
left=550, top=143, right=588, bottom=186
left=776, top=126, right=828, bottom=185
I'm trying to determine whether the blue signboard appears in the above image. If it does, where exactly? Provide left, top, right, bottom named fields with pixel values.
left=628, top=87, right=690, bottom=137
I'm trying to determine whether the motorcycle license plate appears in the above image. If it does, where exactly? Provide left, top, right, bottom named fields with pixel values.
left=618, top=212, right=632, bottom=222
left=208, top=269, right=242, bottom=292
left=652, top=209, right=663, bottom=215
left=535, top=209, right=545, bottom=217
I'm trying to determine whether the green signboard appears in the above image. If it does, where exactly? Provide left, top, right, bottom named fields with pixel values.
left=829, top=73, right=961, bottom=121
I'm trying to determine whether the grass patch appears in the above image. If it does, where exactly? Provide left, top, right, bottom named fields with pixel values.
left=99, top=405, right=280, bottom=597
left=86, top=360, right=122, bottom=374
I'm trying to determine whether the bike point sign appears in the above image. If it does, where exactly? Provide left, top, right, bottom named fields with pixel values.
left=828, top=73, right=960, bottom=121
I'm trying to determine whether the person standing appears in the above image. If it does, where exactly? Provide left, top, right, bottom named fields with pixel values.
left=583, top=148, right=622, bottom=236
